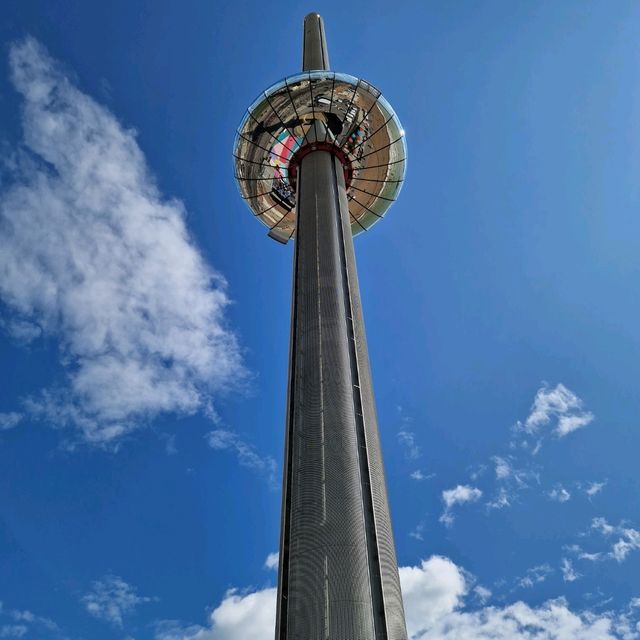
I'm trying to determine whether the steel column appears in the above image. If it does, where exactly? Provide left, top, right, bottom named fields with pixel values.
left=274, top=14, right=408, bottom=640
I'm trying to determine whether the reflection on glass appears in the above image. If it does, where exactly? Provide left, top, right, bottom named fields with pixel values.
left=234, top=71, right=406, bottom=243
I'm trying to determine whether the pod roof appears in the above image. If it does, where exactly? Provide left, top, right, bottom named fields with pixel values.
left=234, top=71, right=406, bottom=244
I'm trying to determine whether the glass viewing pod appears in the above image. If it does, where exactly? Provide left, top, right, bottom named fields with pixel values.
left=234, top=71, right=407, bottom=243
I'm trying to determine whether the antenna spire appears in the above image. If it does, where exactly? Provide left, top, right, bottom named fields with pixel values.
left=302, top=13, right=330, bottom=71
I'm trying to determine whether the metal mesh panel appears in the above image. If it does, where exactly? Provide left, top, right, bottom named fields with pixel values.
left=275, top=143, right=408, bottom=640
left=337, top=179, right=408, bottom=640
left=278, top=149, right=374, bottom=640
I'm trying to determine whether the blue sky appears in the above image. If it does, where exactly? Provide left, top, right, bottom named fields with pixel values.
left=1, top=1, right=639, bottom=638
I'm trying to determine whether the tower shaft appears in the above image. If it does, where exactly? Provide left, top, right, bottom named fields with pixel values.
left=274, top=17, right=408, bottom=640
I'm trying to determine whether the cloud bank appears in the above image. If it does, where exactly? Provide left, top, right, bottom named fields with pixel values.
left=153, top=555, right=638, bottom=640
left=0, top=38, right=244, bottom=444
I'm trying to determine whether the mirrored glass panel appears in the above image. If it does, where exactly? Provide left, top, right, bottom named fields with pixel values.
left=234, top=71, right=406, bottom=243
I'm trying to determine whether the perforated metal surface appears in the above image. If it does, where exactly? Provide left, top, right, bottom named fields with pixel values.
left=275, top=124, right=408, bottom=640
left=240, top=13, right=410, bottom=640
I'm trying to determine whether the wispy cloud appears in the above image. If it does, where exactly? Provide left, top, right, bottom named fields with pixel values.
left=409, top=522, right=426, bottom=541
left=160, top=433, right=178, bottom=456
left=82, top=574, right=155, bottom=627
left=398, top=431, right=421, bottom=460
left=564, top=543, right=604, bottom=563
left=410, top=470, right=435, bottom=481
left=492, top=455, right=538, bottom=488
left=440, top=485, right=482, bottom=526
left=0, top=412, right=22, bottom=431
left=396, top=406, right=421, bottom=461
left=0, top=38, right=245, bottom=446
left=473, top=585, right=492, bottom=604
left=590, top=518, right=640, bottom=563
left=486, top=487, right=511, bottom=510
left=560, top=558, right=580, bottom=583
left=515, top=563, right=553, bottom=590
left=484, top=456, right=539, bottom=511
left=591, top=517, right=617, bottom=536
left=567, top=517, right=640, bottom=565
left=206, top=429, right=277, bottom=486
left=0, top=601, right=59, bottom=638
left=469, top=464, right=487, bottom=481
left=548, top=485, right=571, bottom=503
left=492, top=456, right=512, bottom=480
left=444, top=384, right=593, bottom=520
left=584, top=480, right=606, bottom=498
left=515, top=384, right=594, bottom=447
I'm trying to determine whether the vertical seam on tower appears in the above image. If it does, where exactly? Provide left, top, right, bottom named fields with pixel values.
left=316, top=182, right=330, bottom=638
left=331, top=157, right=389, bottom=640
left=316, top=183, right=327, bottom=525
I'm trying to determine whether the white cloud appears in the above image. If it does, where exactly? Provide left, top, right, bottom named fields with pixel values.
left=400, top=557, right=467, bottom=635
left=611, top=532, right=640, bottom=563
left=442, top=485, right=483, bottom=509
left=416, top=597, right=628, bottom=640
left=491, top=455, right=538, bottom=489
left=548, top=486, right=571, bottom=503
left=556, top=413, right=594, bottom=437
left=206, top=430, right=276, bottom=485
left=440, top=484, right=482, bottom=527
left=398, top=430, right=421, bottom=460
left=409, top=522, right=425, bottom=541
left=155, top=587, right=277, bottom=640
left=473, top=585, right=492, bottom=603
left=487, top=488, right=512, bottom=510
left=592, top=517, right=617, bottom=536
left=516, top=564, right=553, bottom=589
left=410, top=470, right=434, bottom=481
left=470, top=464, right=488, bottom=481
left=565, top=544, right=604, bottom=563
left=153, top=556, right=638, bottom=640
left=396, top=407, right=422, bottom=460
left=0, top=602, right=58, bottom=637
left=493, top=456, right=512, bottom=480
left=560, top=558, right=581, bottom=583
left=0, top=38, right=244, bottom=445
left=522, top=384, right=581, bottom=432
left=0, top=413, right=22, bottom=431
left=483, top=456, right=538, bottom=511
left=570, top=518, right=640, bottom=564
left=516, top=384, right=594, bottom=443
left=264, top=553, right=278, bottom=571
left=82, top=574, right=154, bottom=627
left=585, top=481, right=607, bottom=498
left=440, top=485, right=482, bottom=525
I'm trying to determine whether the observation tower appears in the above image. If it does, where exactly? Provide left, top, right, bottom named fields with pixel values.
left=234, top=13, right=408, bottom=640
